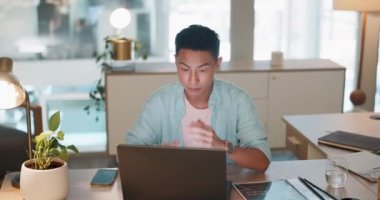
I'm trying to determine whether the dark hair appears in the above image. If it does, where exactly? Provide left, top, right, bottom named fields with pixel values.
left=175, top=24, right=220, bottom=60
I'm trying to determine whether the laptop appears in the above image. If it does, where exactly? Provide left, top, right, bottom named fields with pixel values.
left=117, top=144, right=229, bottom=200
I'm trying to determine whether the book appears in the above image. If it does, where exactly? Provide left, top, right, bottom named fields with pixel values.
left=335, top=151, right=380, bottom=182
left=233, top=178, right=332, bottom=200
left=318, top=130, right=380, bottom=153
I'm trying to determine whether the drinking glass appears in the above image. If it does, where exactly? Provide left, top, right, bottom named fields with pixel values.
left=325, top=157, right=348, bottom=188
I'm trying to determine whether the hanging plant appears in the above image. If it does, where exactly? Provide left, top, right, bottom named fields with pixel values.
left=84, top=36, right=148, bottom=121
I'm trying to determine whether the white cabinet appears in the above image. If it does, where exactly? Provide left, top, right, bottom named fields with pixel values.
left=267, top=71, right=345, bottom=147
left=106, top=59, right=345, bottom=154
left=215, top=72, right=268, bottom=124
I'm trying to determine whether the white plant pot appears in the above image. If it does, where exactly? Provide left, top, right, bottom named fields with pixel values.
left=20, top=159, right=69, bottom=200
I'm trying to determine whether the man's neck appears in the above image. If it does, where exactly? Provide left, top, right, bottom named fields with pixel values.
left=185, top=91, right=211, bottom=109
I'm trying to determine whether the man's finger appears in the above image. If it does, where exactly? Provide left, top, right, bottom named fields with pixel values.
left=188, top=127, right=213, bottom=137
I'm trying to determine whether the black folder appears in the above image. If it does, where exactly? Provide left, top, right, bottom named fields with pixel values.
left=318, top=130, right=380, bottom=153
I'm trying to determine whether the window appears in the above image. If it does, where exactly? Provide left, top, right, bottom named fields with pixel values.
left=0, top=0, right=230, bottom=61
left=254, top=0, right=359, bottom=111
left=167, top=0, right=230, bottom=61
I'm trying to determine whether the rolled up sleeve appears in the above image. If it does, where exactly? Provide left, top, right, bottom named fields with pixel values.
left=236, top=93, right=271, bottom=161
left=125, top=95, right=162, bottom=145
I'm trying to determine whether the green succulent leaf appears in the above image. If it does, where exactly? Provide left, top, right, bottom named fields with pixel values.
left=49, top=148, right=60, bottom=157
left=67, top=145, right=79, bottom=154
left=142, top=53, right=148, bottom=60
left=49, top=137, right=59, bottom=148
left=59, top=148, right=68, bottom=161
left=84, top=105, right=90, bottom=111
left=49, top=111, right=61, bottom=131
left=58, top=143, right=65, bottom=149
left=57, top=130, right=64, bottom=140
left=35, top=131, right=54, bottom=143
left=95, top=56, right=102, bottom=63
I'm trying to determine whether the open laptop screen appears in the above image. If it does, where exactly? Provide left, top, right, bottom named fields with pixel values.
left=117, top=144, right=227, bottom=200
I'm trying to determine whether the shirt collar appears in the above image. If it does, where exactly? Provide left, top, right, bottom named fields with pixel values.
left=175, top=79, right=219, bottom=111
left=209, top=79, right=218, bottom=110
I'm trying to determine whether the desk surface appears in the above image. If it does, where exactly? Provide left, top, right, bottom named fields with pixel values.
left=282, top=112, right=380, bottom=196
left=0, top=160, right=376, bottom=200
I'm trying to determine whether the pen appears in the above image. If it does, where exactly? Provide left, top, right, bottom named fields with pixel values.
left=298, top=177, right=325, bottom=200
left=299, top=177, right=338, bottom=200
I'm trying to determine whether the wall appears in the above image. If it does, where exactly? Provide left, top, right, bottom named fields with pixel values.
left=360, top=13, right=380, bottom=111
left=13, top=59, right=99, bottom=87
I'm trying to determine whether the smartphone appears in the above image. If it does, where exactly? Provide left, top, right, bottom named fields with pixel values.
left=90, top=169, right=118, bottom=186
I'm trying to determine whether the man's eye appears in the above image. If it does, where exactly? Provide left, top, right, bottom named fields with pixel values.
left=182, top=68, right=189, bottom=71
left=199, top=68, right=207, bottom=72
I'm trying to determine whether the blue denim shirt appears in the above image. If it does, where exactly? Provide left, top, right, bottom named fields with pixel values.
left=126, top=79, right=271, bottom=161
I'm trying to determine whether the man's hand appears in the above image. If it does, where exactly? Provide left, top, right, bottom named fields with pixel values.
left=187, top=119, right=226, bottom=150
left=187, top=120, right=270, bottom=172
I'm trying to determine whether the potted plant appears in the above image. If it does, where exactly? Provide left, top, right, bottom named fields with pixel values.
left=20, top=111, right=79, bottom=200
left=84, top=36, right=148, bottom=121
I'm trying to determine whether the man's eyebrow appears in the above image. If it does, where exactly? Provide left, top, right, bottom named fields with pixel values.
left=198, top=64, right=210, bottom=68
left=179, top=62, right=210, bottom=68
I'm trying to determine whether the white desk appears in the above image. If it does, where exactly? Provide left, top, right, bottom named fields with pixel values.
left=0, top=160, right=376, bottom=199
left=283, top=112, right=380, bottom=195
left=283, top=112, right=380, bottom=159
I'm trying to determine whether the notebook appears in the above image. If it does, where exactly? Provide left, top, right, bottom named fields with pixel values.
left=318, top=130, right=380, bottom=153
left=117, top=144, right=228, bottom=200
left=233, top=178, right=330, bottom=200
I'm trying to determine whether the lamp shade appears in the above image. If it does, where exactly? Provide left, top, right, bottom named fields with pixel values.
left=109, top=8, right=131, bottom=30
left=334, top=0, right=380, bottom=12
left=0, top=57, right=26, bottom=109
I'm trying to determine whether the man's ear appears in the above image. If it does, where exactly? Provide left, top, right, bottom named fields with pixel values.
left=216, top=57, right=223, bottom=70
left=174, top=54, right=177, bottom=62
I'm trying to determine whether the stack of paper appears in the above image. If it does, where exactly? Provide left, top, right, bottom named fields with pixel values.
left=335, top=151, right=380, bottom=182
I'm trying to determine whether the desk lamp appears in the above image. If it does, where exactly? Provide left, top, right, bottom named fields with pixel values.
left=109, top=8, right=133, bottom=60
left=110, top=8, right=131, bottom=36
left=0, top=57, right=32, bottom=159
left=334, top=0, right=380, bottom=109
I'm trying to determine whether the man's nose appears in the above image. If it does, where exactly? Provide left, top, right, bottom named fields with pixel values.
left=189, top=70, right=200, bottom=84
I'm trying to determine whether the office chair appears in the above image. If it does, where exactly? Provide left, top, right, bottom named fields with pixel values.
left=0, top=104, right=42, bottom=178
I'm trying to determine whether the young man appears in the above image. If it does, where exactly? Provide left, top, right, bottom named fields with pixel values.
left=126, top=25, right=270, bottom=172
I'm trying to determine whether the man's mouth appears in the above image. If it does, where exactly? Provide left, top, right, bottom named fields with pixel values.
left=188, top=87, right=201, bottom=92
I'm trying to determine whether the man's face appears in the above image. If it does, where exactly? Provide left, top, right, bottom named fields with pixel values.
left=175, top=49, right=222, bottom=101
